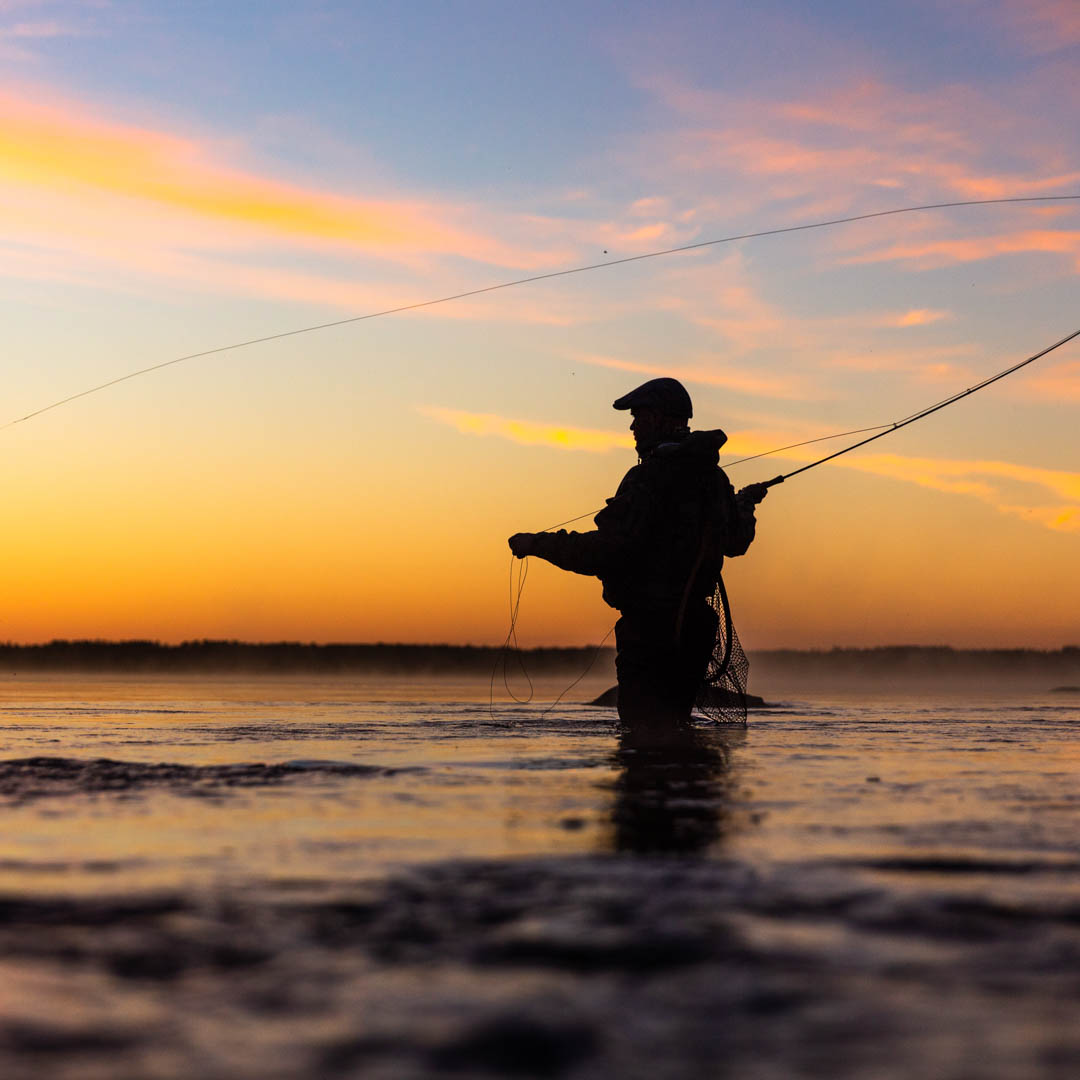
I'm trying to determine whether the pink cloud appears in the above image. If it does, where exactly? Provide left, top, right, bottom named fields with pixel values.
left=979, top=0, right=1080, bottom=53
left=629, top=196, right=671, bottom=217
left=643, top=253, right=799, bottom=355
left=1027, top=360, right=1080, bottom=401
left=841, top=229, right=1080, bottom=269
left=575, top=351, right=817, bottom=401
left=619, top=73, right=1080, bottom=282
left=823, top=344, right=978, bottom=379
left=639, top=254, right=985, bottom=391
left=0, top=19, right=71, bottom=39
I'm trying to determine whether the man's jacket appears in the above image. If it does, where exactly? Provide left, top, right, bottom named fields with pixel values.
left=530, top=429, right=756, bottom=614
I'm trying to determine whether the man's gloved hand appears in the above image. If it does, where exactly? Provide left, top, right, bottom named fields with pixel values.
left=738, top=483, right=769, bottom=505
left=508, top=532, right=539, bottom=558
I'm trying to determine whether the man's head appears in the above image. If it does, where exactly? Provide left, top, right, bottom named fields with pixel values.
left=612, top=377, right=692, bottom=455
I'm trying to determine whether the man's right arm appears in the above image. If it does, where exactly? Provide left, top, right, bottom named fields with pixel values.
left=508, top=527, right=610, bottom=577
left=508, top=467, right=648, bottom=577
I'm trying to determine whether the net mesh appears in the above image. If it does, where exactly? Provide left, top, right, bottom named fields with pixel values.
left=696, top=577, right=749, bottom=724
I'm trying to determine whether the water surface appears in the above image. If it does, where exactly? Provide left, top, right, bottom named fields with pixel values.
left=0, top=673, right=1077, bottom=1078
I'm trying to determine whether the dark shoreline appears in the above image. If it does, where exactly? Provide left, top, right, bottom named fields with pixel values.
left=0, top=640, right=1077, bottom=679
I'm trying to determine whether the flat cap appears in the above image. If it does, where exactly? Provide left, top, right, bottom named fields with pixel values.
left=612, top=377, right=693, bottom=419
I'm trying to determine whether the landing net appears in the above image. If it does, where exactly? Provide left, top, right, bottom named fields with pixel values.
left=698, top=576, right=749, bottom=725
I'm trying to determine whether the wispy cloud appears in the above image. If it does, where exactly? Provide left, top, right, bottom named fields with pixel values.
left=0, top=88, right=541, bottom=266
left=621, top=252, right=983, bottom=392
left=0, top=20, right=71, bottom=58
left=574, top=351, right=818, bottom=400
left=421, top=403, right=1079, bottom=532
left=877, top=309, right=952, bottom=328
left=621, top=71, right=1080, bottom=278
left=0, top=19, right=71, bottom=39
left=822, top=343, right=978, bottom=380
left=835, top=452, right=1080, bottom=532
left=842, top=229, right=1080, bottom=270
left=417, top=406, right=633, bottom=453
left=742, top=432, right=1080, bottom=532
left=0, top=1, right=98, bottom=60
left=1027, top=360, right=1080, bottom=401
left=975, top=0, right=1080, bottom=54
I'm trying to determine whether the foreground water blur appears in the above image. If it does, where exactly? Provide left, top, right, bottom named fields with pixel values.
left=0, top=672, right=1078, bottom=1078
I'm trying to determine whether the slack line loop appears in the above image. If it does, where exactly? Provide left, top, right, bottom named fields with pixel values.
left=3, top=194, right=1080, bottom=433
left=489, top=553, right=534, bottom=716
left=761, top=327, right=1080, bottom=489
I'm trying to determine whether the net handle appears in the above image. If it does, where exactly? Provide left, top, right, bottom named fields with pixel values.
left=714, top=574, right=735, bottom=680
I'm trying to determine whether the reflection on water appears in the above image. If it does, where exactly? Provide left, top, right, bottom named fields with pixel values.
left=612, top=721, right=742, bottom=855
left=0, top=675, right=1078, bottom=1078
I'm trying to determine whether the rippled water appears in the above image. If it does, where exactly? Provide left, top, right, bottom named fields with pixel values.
left=0, top=672, right=1078, bottom=1078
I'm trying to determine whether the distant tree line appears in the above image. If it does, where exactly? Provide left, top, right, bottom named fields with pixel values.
left=0, top=640, right=1075, bottom=680
left=0, top=640, right=615, bottom=673
left=752, top=644, right=1080, bottom=683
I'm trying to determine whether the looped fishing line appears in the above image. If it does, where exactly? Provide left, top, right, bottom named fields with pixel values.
left=489, top=554, right=534, bottom=716
left=3, top=195, right=1077, bottom=434
left=491, top=505, right=620, bottom=715
left=489, top=551, right=615, bottom=718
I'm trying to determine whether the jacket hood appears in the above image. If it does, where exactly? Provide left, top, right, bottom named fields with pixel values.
left=652, top=428, right=728, bottom=462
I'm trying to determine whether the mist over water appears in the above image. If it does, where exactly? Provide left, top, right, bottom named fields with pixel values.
left=0, top=671, right=1078, bottom=1078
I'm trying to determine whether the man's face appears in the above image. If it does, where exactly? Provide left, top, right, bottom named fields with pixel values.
left=629, top=406, right=665, bottom=454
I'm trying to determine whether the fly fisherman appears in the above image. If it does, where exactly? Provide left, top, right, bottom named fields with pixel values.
left=508, top=378, right=767, bottom=728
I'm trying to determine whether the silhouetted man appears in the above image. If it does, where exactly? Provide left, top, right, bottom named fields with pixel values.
left=509, top=377, right=765, bottom=729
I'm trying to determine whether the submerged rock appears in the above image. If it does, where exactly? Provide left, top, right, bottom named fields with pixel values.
left=587, top=685, right=768, bottom=708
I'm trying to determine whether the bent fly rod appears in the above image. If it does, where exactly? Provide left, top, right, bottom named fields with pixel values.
left=529, top=324, right=1080, bottom=532
left=2, top=194, right=1079, bottom=434
left=758, top=327, right=1080, bottom=490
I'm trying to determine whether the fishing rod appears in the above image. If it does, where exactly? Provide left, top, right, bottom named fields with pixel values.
left=501, top=324, right=1075, bottom=717
left=3, top=194, right=1079, bottom=433
left=759, top=327, right=1080, bottom=490
left=522, top=324, right=1080, bottom=531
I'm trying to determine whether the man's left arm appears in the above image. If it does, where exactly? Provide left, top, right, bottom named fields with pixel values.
left=720, top=480, right=768, bottom=557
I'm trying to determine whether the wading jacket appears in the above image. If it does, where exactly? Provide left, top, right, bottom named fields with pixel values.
left=529, top=429, right=757, bottom=615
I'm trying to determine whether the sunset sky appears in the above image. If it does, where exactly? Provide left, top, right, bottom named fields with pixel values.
left=1, top=0, right=1077, bottom=648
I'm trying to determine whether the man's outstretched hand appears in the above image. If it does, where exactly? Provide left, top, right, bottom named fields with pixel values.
left=738, top=483, right=770, bottom=505
left=508, top=532, right=539, bottom=558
